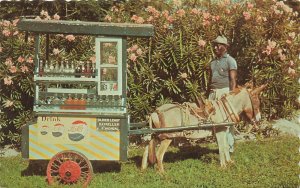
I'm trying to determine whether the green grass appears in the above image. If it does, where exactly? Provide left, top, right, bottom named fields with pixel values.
left=0, top=135, right=299, bottom=188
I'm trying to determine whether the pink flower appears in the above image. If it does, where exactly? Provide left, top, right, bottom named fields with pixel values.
left=203, top=12, right=211, bottom=19
left=167, top=16, right=174, bottom=23
left=65, top=35, right=75, bottom=42
left=9, top=66, right=17, bottom=73
left=279, top=54, right=286, bottom=61
left=131, top=15, right=138, bottom=22
left=131, top=45, right=138, bottom=51
left=53, top=13, right=60, bottom=20
left=286, top=39, right=292, bottom=44
left=2, top=29, right=11, bottom=37
left=136, top=17, right=145, bottom=24
left=136, top=48, right=143, bottom=56
left=202, top=20, right=211, bottom=26
left=129, top=53, right=137, bottom=62
left=5, top=58, right=13, bottom=67
left=243, top=11, right=251, bottom=20
left=102, top=68, right=107, bottom=75
left=18, top=56, right=25, bottom=63
left=288, top=67, right=296, bottom=75
left=289, top=60, right=294, bottom=66
left=111, top=6, right=119, bottom=12
left=0, top=47, right=2, bottom=53
left=89, top=56, right=96, bottom=63
left=40, top=10, right=49, bottom=17
left=147, top=16, right=154, bottom=22
left=21, top=65, right=29, bottom=73
left=198, top=39, right=206, bottom=47
left=262, top=17, right=267, bottom=22
left=263, top=40, right=277, bottom=55
left=176, top=9, right=185, bottom=17
left=288, top=32, right=296, bottom=39
left=146, top=6, right=160, bottom=17
left=53, top=48, right=60, bottom=55
left=13, top=31, right=19, bottom=36
left=26, top=56, right=34, bottom=64
left=2, top=20, right=10, bottom=27
left=108, top=56, right=116, bottom=64
left=4, top=100, right=13, bottom=108
left=104, top=15, right=112, bottom=22
left=247, top=2, right=254, bottom=9
left=267, top=40, right=277, bottom=49
left=4, top=76, right=13, bottom=85
left=191, top=8, right=200, bottom=15
left=180, top=73, right=188, bottom=79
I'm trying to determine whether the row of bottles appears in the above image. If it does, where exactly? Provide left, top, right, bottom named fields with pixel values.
left=38, top=94, right=124, bottom=111
left=39, top=60, right=96, bottom=78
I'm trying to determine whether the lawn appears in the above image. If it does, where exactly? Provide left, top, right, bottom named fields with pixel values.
left=0, top=135, right=299, bottom=188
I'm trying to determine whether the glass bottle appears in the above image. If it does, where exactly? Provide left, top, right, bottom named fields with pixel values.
left=119, top=95, right=123, bottom=111
left=51, top=94, right=60, bottom=109
left=72, top=94, right=79, bottom=110
left=106, top=95, right=110, bottom=111
left=44, top=61, right=50, bottom=77
left=59, top=61, right=65, bottom=77
left=92, top=95, right=99, bottom=110
left=49, top=61, right=54, bottom=77
left=91, top=64, right=96, bottom=78
left=75, top=64, right=81, bottom=78
left=81, top=63, right=86, bottom=78
left=79, top=94, right=86, bottom=110
left=64, top=94, right=73, bottom=110
left=54, top=62, right=60, bottom=77
left=39, top=60, right=44, bottom=77
left=86, top=62, right=91, bottom=78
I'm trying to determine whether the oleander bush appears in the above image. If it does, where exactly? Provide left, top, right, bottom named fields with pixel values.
left=0, top=0, right=299, bottom=145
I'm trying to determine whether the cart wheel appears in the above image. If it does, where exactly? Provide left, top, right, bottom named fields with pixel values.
left=47, top=150, right=93, bottom=187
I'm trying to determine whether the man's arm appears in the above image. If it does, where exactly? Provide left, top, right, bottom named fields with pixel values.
left=229, top=69, right=237, bottom=91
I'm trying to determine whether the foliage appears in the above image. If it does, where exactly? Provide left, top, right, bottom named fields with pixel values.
left=0, top=135, right=299, bottom=187
left=0, top=0, right=299, bottom=145
left=105, top=0, right=300, bottom=121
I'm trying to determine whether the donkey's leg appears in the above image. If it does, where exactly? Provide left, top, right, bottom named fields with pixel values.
left=156, top=139, right=172, bottom=173
left=141, top=145, right=149, bottom=171
left=215, top=129, right=228, bottom=168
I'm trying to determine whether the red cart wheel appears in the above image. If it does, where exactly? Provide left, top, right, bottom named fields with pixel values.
left=47, top=150, right=93, bottom=187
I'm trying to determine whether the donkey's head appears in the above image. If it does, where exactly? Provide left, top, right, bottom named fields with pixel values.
left=244, top=84, right=267, bottom=123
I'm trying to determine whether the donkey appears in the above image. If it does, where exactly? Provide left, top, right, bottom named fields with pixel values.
left=141, top=84, right=267, bottom=173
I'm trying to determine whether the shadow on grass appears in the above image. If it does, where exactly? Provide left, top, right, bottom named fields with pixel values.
left=21, top=160, right=48, bottom=176
left=21, top=160, right=121, bottom=177
left=129, top=141, right=219, bottom=169
left=91, top=161, right=121, bottom=173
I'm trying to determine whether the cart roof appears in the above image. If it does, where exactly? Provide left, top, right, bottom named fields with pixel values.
left=17, top=18, right=154, bottom=37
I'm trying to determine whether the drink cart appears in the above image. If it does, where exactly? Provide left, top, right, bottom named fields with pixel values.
left=18, top=19, right=154, bottom=186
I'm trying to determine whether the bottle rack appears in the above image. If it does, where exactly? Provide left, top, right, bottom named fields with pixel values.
left=34, top=59, right=125, bottom=114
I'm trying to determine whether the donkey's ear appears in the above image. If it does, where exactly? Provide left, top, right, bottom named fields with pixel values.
left=251, top=84, right=268, bottom=95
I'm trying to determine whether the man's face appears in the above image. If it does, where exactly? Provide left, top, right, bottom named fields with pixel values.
left=213, top=43, right=227, bottom=57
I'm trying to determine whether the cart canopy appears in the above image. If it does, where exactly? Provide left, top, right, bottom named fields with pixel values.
left=17, top=19, right=154, bottom=37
